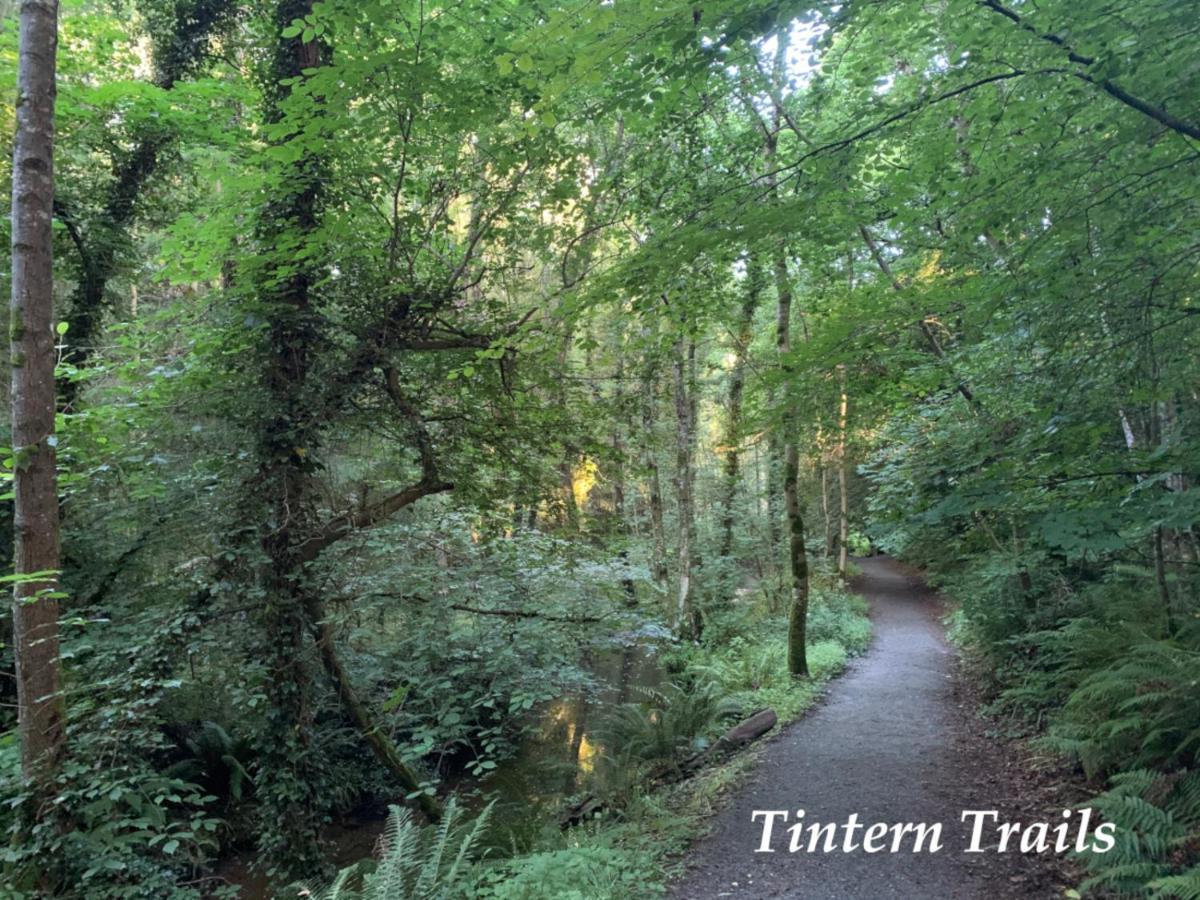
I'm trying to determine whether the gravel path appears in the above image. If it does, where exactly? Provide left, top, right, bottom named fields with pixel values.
left=668, top=556, right=1053, bottom=899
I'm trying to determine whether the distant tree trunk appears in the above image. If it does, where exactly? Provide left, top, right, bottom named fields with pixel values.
left=765, top=390, right=784, bottom=603
left=613, top=349, right=637, bottom=605
left=612, top=423, right=627, bottom=524
left=559, top=457, right=580, bottom=529
left=1154, top=526, right=1173, bottom=634
left=718, top=254, right=763, bottom=570
left=10, top=0, right=65, bottom=793
left=817, top=427, right=834, bottom=558
left=837, top=365, right=849, bottom=580
left=673, top=335, right=700, bottom=639
left=641, top=349, right=668, bottom=590
left=557, top=329, right=580, bottom=530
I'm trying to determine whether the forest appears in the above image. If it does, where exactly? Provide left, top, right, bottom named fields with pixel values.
left=2, top=0, right=1198, bottom=897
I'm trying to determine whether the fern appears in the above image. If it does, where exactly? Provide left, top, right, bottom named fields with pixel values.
left=298, top=798, right=493, bottom=900
left=597, top=681, right=740, bottom=768
left=1081, top=770, right=1200, bottom=898
left=1152, top=866, right=1200, bottom=900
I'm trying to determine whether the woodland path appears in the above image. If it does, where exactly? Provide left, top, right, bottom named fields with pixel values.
left=669, top=556, right=1059, bottom=899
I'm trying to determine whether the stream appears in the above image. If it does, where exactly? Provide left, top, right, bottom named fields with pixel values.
left=212, top=635, right=667, bottom=897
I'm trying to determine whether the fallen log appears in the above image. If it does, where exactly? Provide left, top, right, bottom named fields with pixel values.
left=664, top=707, right=778, bottom=784
left=558, top=707, right=778, bottom=828
left=687, top=707, right=777, bottom=767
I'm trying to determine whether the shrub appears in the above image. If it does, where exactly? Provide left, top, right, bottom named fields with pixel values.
left=470, top=845, right=663, bottom=899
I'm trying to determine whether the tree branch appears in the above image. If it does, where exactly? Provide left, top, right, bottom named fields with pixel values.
left=296, top=478, right=453, bottom=564
left=979, top=0, right=1200, bottom=142
left=373, top=592, right=605, bottom=625
left=782, top=70, right=1045, bottom=173
left=858, top=224, right=976, bottom=405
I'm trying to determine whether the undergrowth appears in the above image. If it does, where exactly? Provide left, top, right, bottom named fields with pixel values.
left=944, top=569, right=1200, bottom=899
left=298, top=572, right=872, bottom=899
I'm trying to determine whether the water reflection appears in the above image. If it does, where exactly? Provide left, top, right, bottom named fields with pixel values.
left=485, top=638, right=664, bottom=804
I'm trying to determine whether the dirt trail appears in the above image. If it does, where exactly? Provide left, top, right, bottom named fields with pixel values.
left=669, top=556, right=1058, bottom=899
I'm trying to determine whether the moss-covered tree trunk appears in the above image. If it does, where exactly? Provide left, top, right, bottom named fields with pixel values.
left=58, top=0, right=235, bottom=410
left=775, top=254, right=810, bottom=679
left=760, top=25, right=809, bottom=677
left=245, top=2, right=330, bottom=875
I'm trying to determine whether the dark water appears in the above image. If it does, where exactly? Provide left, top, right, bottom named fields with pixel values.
left=212, top=638, right=666, bottom=897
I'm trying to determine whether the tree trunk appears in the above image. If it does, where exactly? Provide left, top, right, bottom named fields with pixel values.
left=246, top=3, right=336, bottom=874
left=556, top=323, right=580, bottom=530
left=775, top=254, right=810, bottom=678
left=309, top=609, right=441, bottom=821
left=58, top=0, right=235, bottom=410
left=718, top=254, right=763, bottom=570
left=10, top=0, right=64, bottom=791
left=673, top=336, right=700, bottom=639
left=820, top=449, right=834, bottom=558
left=837, top=365, right=849, bottom=580
left=612, top=344, right=637, bottom=604
left=765, top=389, right=784, bottom=604
left=760, top=27, right=808, bottom=677
left=641, top=350, right=668, bottom=590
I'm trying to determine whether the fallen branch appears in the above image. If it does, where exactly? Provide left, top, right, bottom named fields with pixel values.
left=370, top=592, right=606, bottom=625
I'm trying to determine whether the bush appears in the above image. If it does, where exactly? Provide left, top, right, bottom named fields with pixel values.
left=470, top=845, right=663, bottom=899
left=806, top=587, right=871, bottom=654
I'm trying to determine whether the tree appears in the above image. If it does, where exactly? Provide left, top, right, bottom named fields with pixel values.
left=9, top=0, right=64, bottom=793
left=57, top=0, right=236, bottom=409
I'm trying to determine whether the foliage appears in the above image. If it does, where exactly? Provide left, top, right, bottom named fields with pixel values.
left=470, top=843, right=664, bottom=900
left=1079, top=770, right=1200, bottom=899
left=298, top=799, right=494, bottom=900
left=599, top=681, right=741, bottom=768
left=3, top=0, right=1196, bottom=894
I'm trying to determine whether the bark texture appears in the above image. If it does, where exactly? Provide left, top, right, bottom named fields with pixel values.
left=10, top=0, right=64, bottom=787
